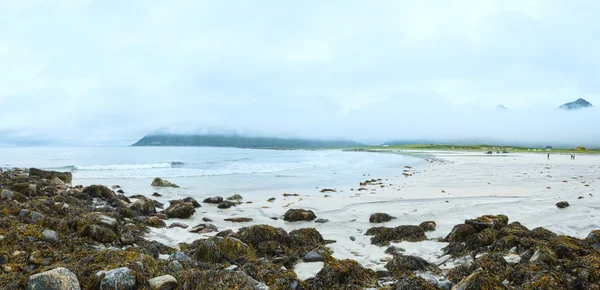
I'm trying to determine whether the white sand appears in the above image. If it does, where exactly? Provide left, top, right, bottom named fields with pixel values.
left=147, top=152, right=600, bottom=280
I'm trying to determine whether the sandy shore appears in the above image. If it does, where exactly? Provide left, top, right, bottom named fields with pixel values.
left=147, top=151, right=600, bottom=280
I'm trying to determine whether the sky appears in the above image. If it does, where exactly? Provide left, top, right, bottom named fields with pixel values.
left=1, top=0, right=600, bottom=146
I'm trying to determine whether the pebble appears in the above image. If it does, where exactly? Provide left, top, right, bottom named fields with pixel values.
left=349, top=236, right=356, bottom=241
left=314, top=218, right=329, bottom=224
left=42, top=229, right=60, bottom=244
left=225, top=265, right=239, bottom=271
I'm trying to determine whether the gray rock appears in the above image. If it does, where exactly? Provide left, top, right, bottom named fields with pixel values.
left=31, top=211, right=44, bottom=223
left=148, top=275, right=178, bottom=290
left=169, top=252, right=191, bottom=261
left=1, top=189, right=14, bottom=200
left=42, top=229, right=60, bottom=244
left=314, top=218, right=329, bottom=224
left=203, top=196, right=224, bottom=204
left=99, top=214, right=118, bottom=229
left=170, top=260, right=183, bottom=272
left=437, top=279, right=452, bottom=290
left=304, top=249, right=325, bottom=262
left=349, top=236, right=356, bottom=241
left=25, top=267, right=81, bottom=290
left=29, top=168, right=73, bottom=183
left=19, top=209, right=31, bottom=218
left=0, top=253, right=8, bottom=265
left=99, top=267, right=136, bottom=290
left=120, top=233, right=135, bottom=246
left=587, top=230, right=600, bottom=251
left=556, top=201, right=570, bottom=209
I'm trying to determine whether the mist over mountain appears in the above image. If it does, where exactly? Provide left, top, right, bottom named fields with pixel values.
left=559, top=98, right=593, bottom=110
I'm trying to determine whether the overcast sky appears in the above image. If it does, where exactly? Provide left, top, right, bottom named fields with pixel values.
left=1, top=0, right=599, bottom=146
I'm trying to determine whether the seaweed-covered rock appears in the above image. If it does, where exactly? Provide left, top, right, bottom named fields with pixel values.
left=242, top=259, right=299, bottom=289
left=29, top=168, right=72, bottom=183
left=284, top=209, right=317, bottom=222
left=369, top=213, right=396, bottom=223
left=227, top=194, right=243, bottom=201
left=82, top=185, right=117, bottom=203
left=556, top=201, right=570, bottom=209
left=419, top=221, right=437, bottom=232
left=217, top=201, right=237, bottom=209
left=385, top=254, right=438, bottom=278
left=203, top=196, right=224, bottom=204
left=391, top=275, right=437, bottom=290
left=465, top=215, right=508, bottom=233
left=587, top=230, right=600, bottom=251
left=145, top=217, right=167, bottom=228
left=188, top=223, right=218, bottom=233
left=25, top=267, right=81, bottom=290
left=177, top=269, right=267, bottom=290
left=164, top=201, right=195, bottom=219
left=365, top=225, right=426, bottom=246
left=289, top=228, right=324, bottom=250
left=151, top=177, right=179, bottom=188
left=77, top=213, right=119, bottom=243
left=306, top=259, right=378, bottom=289
left=182, top=197, right=201, bottom=208
left=1, top=189, right=14, bottom=200
left=452, top=268, right=506, bottom=290
left=148, top=275, right=178, bottom=290
left=129, top=197, right=156, bottom=215
left=237, top=225, right=291, bottom=257
left=443, top=224, right=477, bottom=243
left=99, top=267, right=136, bottom=290
left=190, top=237, right=256, bottom=264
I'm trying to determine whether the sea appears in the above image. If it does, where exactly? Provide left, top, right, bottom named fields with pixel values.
left=0, top=147, right=424, bottom=199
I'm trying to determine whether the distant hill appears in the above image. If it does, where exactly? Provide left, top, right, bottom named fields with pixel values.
left=497, top=105, right=508, bottom=110
left=131, top=134, right=365, bottom=149
left=559, top=98, right=593, bottom=110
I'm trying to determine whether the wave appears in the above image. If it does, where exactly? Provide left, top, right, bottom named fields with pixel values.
left=49, top=162, right=185, bottom=171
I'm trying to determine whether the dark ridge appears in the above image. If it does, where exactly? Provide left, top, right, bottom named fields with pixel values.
left=558, top=98, right=593, bottom=110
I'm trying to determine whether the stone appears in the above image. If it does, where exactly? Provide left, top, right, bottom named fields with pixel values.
left=168, top=222, right=189, bottom=229
left=99, top=267, right=136, bottom=290
left=31, top=211, right=44, bottom=223
left=83, top=185, right=116, bottom=200
left=152, top=192, right=162, bottom=197
left=170, top=260, right=183, bottom=272
left=314, top=218, right=329, bottom=224
left=155, top=213, right=168, bottom=220
left=385, top=254, right=438, bottom=278
left=203, top=196, right=224, bottom=204
left=226, top=194, right=243, bottom=201
left=129, top=197, right=156, bottom=215
left=169, top=252, right=191, bottom=261
left=267, top=197, right=276, bottom=202
left=217, top=201, right=237, bottom=209
left=284, top=208, right=317, bottom=222
left=350, top=236, right=356, bottom=241
left=224, top=217, right=253, bottom=222
left=50, top=177, right=66, bottom=187
left=29, top=168, right=73, bottom=183
left=117, top=189, right=125, bottom=194
left=304, top=249, right=326, bottom=262
left=365, top=225, right=426, bottom=246
left=151, top=177, right=179, bottom=188
left=556, top=201, right=570, bottom=209
left=148, top=275, right=178, bottom=290
left=216, top=229, right=234, bottom=237
left=164, top=201, right=195, bottom=219
left=452, top=268, right=504, bottom=290
left=1, top=189, right=14, bottom=200
left=306, top=259, right=378, bottom=289
left=586, top=230, right=600, bottom=251
left=419, top=221, right=437, bottom=232
left=369, top=213, right=396, bottom=223
left=189, top=223, right=218, bottom=233
left=25, top=267, right=81, bottom=290
left=183, top=197, right=201, bottom=208
left=464, top=215, right=508, bottom=233
left=42, top=229, right=60, bottom=244
left=120, top=233, right=135, bottom=246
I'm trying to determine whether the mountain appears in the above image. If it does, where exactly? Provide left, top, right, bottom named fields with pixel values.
left=496, top=105, right=508, bottom=110
left=131, top=134, right=364, bottom=149
left=559, top=98, right=593, bottom=110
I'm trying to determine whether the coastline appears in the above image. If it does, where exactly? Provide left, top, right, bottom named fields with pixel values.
left=1, top=150, right=600, bottom=289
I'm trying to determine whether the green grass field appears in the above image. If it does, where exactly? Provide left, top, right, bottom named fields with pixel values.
left=350, top=144, right=600, bottom=154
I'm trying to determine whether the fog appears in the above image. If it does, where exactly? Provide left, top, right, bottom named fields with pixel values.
left=1, top=1, right=600, bottom=147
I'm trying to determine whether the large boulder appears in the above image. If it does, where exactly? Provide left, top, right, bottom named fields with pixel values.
left=83, top=185, right=116, bottom=201
left=99, top=267, right=136, bottom=290
left=151, top=177, right=179, bottom=188
left=284, top=209, right=317, bottom=222
left=365, top=225, right=426, bottom=246
left=189, top=237, right=255, bottom=264
left=129, top=197, right=157, bottom=215
left=183, top=197, right=201, bottom=208
left=369, top=213, right=396, bottom=223
left=25, top=267, right=81, bottom=290
left=237, top=225, right=291, bottom=257
left=203, top=196, right=224, bottom=204
left=164, top=200, right=195, bottom=219
left=29, top=168, right=72, bottom=183
left=289, top=228, right=324, bottom=250
left=305, top=259, right=378, bottom=289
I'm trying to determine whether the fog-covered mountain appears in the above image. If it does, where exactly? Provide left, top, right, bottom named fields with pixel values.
left=559, top=98, right=593, bottom=110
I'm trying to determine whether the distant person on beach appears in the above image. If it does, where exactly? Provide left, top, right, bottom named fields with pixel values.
left=547, top=153, right=550, bottom=160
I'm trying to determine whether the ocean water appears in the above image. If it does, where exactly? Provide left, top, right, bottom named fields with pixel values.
left=0, top=147, right=423, bottom=198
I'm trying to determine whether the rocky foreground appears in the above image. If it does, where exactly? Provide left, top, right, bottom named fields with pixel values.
left=0, top=169, right=599, bottom=289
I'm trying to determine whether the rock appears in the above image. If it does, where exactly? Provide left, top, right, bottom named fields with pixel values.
left=189, top=223, right=218, bottom=233
left=152, top=192, right=161, bottom=197
left=29, top=250, right=52, bottom=265
left=290, top=228, right=325, bottom=250
left=31, top=211, right=44, bottom=223
left=29, top=168, right=72, bottom=183
left=164, top=201, right=195, bottom=219
left=151, top=177, right=179, bottom=188
left=170, top=260, right=183, bottom=272
left=226, top=194, right=243, bottom=201
left=148, top=275, right=178, bottom=290
left=176, top=269, right=269, bottom=289
left=25, top=267, right=80, bottom=290
left=304, top=249, right=326, bottom=262
left=556, top=201, right=570, bottom=209
left=369, top=213, right=396, bottom=223
left=83, top=185, right=116, bottom=201
left=464, top=215, right=508, bottom=233
left=42, top=229, right=60, bottom=244
left=183, top=197, right=201, bottom=208
left=1, top=189, right=14, bottom=200
left=586, top=230, right=600, bottom=251
left=203, top=196, right=224, bottom=204
left=218, top=201, right=237, bottom=209
left=419, top=221, right=437, bottom=232
left=391, top=275, right=437, bottom=290
left=503, top=253, right=521, bottom=264
left=237, top=225, right=291, bottom=257
left=284, top=208, right=317, bottom=222
left=145, top=217, right=167, bottom=228
left=169, top=252, right=191, bottom=261
left=189, top=237, right=254, bottom=263
left=443, top=224, right=477, bottom=243
left=350, top=236, right=356, bottom=241
left=155, top=213, right=168, bottom=220
left=50, top=177, right=66, bottom=188
left=117, top=189, right=125, bottom=194
left=452, top=268, right=504, bottom=290
left=0, top=253, right=8, bottom=265
left=202, top=217, right=213, bottom=222
left=267, top=197, right=276, bottom=202
left=365, top=225, right=426, bottom=246
left=314, top=218, right=329, bottom=224
left=224, top=217, right=253, bottom=222
left=99, top=267, right=136, bottom=290
left=385, top=254, right=438, bottom=278
left=120, top=233, right=135, bottom=246
left=168, top=222, right=189, bottom=229
left=129, top=197, right=156, bottom=215
left=77, top=213, right=119, bottom=243
left=306, top=259, right=378, bottom=289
